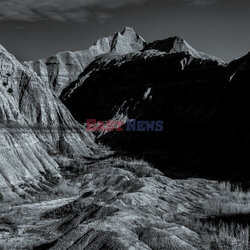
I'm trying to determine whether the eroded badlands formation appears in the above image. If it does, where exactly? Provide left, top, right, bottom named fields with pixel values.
left=0, top=27, right=250, bottom=249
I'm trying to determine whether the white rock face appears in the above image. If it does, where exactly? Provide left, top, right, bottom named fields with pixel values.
left=23, top=27, right=146, bottom=96
left=0, top=43, right=98, bottom=200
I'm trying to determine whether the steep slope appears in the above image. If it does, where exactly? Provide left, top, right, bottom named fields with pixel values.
left=62, top=42, right=226, bottom=149
left=62, top=40, right=250, bottom=180
left=60, top=38, right=250, bottom=181
left=61, top=36, right=224, bottom=102
left=215, top=52, right=250, bottom=127
left=206, top=52, right=250, bottom=179
left=0, top=44, right=98, bottom=201
left=23, top=27, right=146, bottom=96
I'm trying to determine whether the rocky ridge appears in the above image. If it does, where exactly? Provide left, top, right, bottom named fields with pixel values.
left=23, top=27, right=146, bottom=96
left=61, top=36, right=224, bottom=102
left=61, top=36, right=250, bottom=179
left=143, top=36, right=224, bottom=64
left=61, top=40, right=226, bottom=132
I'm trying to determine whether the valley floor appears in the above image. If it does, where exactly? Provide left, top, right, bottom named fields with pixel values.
left=0, top=156, right=249, bottom=249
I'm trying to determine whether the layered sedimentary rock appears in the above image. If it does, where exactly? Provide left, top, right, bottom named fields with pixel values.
left=1, top=29, right=250, bottom=249
left=23, top=27, right=146, bottom=96
left=0, top=43, right=97, bottom=201
left=32, top=157, right=219, bottom=250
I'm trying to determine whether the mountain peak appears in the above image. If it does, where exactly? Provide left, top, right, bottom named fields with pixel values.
left=143, top=36, right=224, bottom=63
left=143, top=36, right=193, bottom=54
left=110, top=27, right=146, bottom=54
left=170, top=36, right=185, bottom=42
left=24, top=27, right=147, bottom=96
left=121, top=26, right=135, bottom=34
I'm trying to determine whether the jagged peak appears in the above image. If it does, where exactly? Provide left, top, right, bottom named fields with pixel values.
left=112, top=31, right=122, bottom=40
left=121, top=26, right=136, bottom=34
left=109, top=27, right=146, bottom=54
left=118, top=27, right=145, bottom=40
left=24, top=27, right=146, bottom=63
left=121, top=27, right=147, bottom=43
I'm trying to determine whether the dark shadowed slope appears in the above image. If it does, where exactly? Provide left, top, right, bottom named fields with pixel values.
left=62, top=37, right=226, bottom=150
left=61, top=37, right=250, bottom=181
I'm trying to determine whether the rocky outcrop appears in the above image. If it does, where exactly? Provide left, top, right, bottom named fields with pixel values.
left=62, top=42, right=227, bottom=151
left=61, top=37, right=250, bottom=180
left=0, top=43, right=99, bottom=201
left=23, top=27, right=146, bottom=96
left=61, top=36, right=224, bottom=102
left=31, top=157, right=219, bottom=250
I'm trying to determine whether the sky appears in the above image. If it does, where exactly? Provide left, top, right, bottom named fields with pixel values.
left=0, top=0, right=249, bottom=62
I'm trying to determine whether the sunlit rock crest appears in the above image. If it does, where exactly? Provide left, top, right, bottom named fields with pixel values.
left=23, top=27, right=146, bottom=96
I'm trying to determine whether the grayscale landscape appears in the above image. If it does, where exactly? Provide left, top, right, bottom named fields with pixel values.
left=0, top=0, right=250, bottom=249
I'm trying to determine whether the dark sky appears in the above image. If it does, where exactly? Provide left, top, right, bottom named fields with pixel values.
left=0, top=0, right=249, bottom=62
